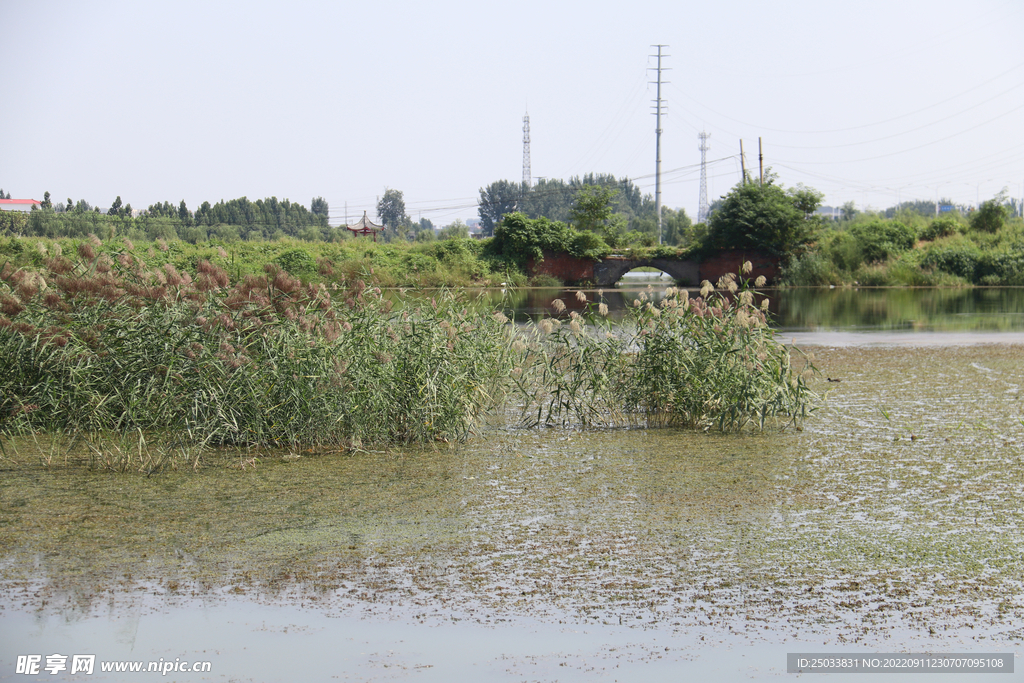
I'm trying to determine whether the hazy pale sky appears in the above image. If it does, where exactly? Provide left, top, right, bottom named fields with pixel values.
left=3, top=0, right=1022, bottom=226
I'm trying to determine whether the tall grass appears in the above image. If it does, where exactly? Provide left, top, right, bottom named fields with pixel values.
left=1, top=242, right=517, bottom=469
left=1, top=247, right=815, bottom=471
left=515, top=268, right=815, bottom=431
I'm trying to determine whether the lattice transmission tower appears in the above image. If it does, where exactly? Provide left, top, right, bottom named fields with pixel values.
left=522, top=112, right=532, bottom=189
left=697, top=131, right=710, bottom=224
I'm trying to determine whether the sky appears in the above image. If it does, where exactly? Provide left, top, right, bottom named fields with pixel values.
left=2, top=0, right=1022, bottom=227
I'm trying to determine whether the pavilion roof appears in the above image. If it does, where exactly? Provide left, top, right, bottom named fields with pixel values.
left=346, top=211, right=383, bottom=233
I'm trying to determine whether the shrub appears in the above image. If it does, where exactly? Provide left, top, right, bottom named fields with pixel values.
left=970, top=197, right=1010, bottom=233
left=568, top=230, right=611, bottom=260
left=822, top=230, right=863, bottom=272
left=920, top=238, right=981, bottom=280
left=780, top=250, right=838, bottom=286
left=921, top=216, right=963, bottom=241
left=850, top=220, right=916, bottom=263
left=273, top=248, right=317, bottom=277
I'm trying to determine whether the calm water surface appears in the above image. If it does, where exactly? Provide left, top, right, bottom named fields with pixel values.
left=2, top=288, right=1023, bottom=681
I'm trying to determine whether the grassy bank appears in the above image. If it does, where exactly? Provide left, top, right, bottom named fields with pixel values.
left=782, top=207, right=1024, bottom=286
left=0, top=234, right=521, bottom=289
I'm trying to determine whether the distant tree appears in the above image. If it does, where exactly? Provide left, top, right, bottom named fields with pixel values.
left=440, top=219, right=470, bottom=240
left=74, top=199, right=92, bottom=213
left=109, top=196, right=123, bottom=217
left=706, top=174, right=822, bottom=258
left=175, top=199, right=191, bottom=226
left=970, top=191, right=1011, bottom=233
left=568, top=185, right=616, bottom=232
left=66, top=198, right=73, bottom=212
left=662, top=207, right=693, bottom=246
left=41, top=191, right=52, bottom=210
left=520, top=178, right=573, bottom=222
left=376, top=188, right=409, bottom=240
left=478, top=180, right=522, bottom=237
left=311, top=196, right=329, bottom=222
left=841, top=201, right=858, bottom=222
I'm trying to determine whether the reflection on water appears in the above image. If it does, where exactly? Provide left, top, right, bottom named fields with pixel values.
left=397, top=286, right=1024, bottom=335
left=776, top=287, right=1024, bottom=333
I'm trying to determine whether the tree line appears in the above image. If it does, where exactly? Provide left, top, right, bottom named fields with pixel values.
left=2, top=193, right=333, bottom=243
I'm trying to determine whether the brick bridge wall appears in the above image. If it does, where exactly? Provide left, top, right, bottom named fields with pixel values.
left=528, top=249, right=780, bottom=286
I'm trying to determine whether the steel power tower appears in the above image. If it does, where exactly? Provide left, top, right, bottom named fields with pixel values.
left=649, top=46, right=669, bottom=244
left=522, top=112, right=532, bottom=189
left=698, top=131, right=710, bottom=223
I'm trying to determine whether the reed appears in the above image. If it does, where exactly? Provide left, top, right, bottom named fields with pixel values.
left=1, top=244, right=517, bottom=470
left=515, top=267, right=815, bottom=431
left=1, top=251, right=814, bottom=472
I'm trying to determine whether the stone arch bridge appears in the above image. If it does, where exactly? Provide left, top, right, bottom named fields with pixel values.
left=527, top=249, right=780, bottom=287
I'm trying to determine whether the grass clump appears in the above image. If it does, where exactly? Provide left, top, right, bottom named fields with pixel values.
left=0, top=242, right=518, bottom=470
left=515, top=264, right=815, bottom=431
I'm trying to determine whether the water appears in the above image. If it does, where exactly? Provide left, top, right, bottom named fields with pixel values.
left=2, top=291, right=1023, bottom=681
left=397, top=285, right=1024, bottom=336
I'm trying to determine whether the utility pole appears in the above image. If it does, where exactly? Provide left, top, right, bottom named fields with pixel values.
left=739, top=139, right=747, bottom=185
left=522, top=111, right=532, bottom=190
left=649, top=45, right=669, bottom=244
left=758, top=137, right=764, bottom=186
left=697, top=131, right=710, bottom=224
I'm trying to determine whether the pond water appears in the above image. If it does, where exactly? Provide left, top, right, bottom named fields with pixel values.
left=398, top=282, right=1024, bottom=345
left=2, top=291, right=1023, bottom=681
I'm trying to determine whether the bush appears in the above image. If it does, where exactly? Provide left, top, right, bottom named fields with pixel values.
left=970, top=198, right=1010, bottom=233
left=921, top=216, right=963, bottom=241
left=822, top=230, right=863, bottom=272
left=568, top=230, right=611, bottom=260
left=273, top=248, right=317, bottom=277
left=920, top=238, right=981, bottom=280
left=780, top=250, right=838, bottom=286
left=975, top=250, right=1024, bottom=285
left=850, top=220, right=916, bottom=263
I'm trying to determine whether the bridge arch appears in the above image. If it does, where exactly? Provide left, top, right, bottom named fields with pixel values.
left=592, top=257, right=700, bottom=287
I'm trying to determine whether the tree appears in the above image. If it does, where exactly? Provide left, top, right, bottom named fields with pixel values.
left=376, top=188, right=408, bottom=240
left=311, top=196, right=329, bottom=223
left=109, top=196, right=123, bottom=217
left=970, top=191, right=1010, bottom=233
left=841, top=201, right=858, bottom=222
left=65, top=198, right=73, bottom=213
left=41, top=191, right=52, bottom=210
left=439, top=220, right=470, bottom=240
left=568, top=185, right=616, bottom=232
left=706, top=175, right=822, bottom=258
left=478, top=180, right=522, bottom=237
left=662, top=207, right=693, bottom=246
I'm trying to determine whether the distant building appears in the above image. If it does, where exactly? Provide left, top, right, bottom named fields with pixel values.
left=0, top=198, right=42, bottom=213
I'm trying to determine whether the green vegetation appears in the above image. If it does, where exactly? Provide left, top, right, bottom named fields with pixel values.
left=1, top=245, right=813, bottom=471
left=0, top=235, right=515, bottom=289
left=516, top=269, right=813, bottom=432
left=782, top=193, right=1024, bottom=286
left=479, top=173, right=695, bottom=246
left=703, top=176, right=823, bottom=258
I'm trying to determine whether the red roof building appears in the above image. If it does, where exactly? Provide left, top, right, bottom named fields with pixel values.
left=0, top=199, right=42, bottom=213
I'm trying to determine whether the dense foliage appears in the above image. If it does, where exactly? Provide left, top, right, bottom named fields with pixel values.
left=782, top=194, right=1024, bottom=286
left=704, top=178, right=823, bottom=258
